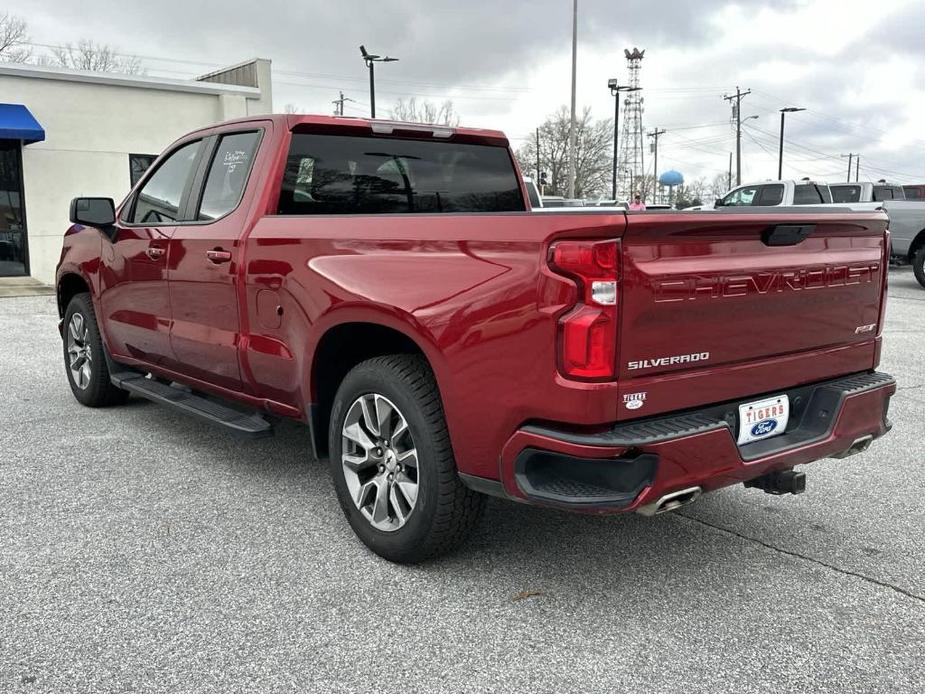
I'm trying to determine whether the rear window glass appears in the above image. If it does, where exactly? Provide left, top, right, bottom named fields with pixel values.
left=793, top=184, right=825, bottom=205
left=277, top=133, right=524, bottom=215
left=903, top=186, right=923, bottom=200
left=831, top=185, right=861, bottom=203
left=873, top=185, right=904, bottom=201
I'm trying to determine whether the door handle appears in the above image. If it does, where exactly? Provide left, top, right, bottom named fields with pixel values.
left=206, top=249, right=233, bottom=264
left=145, top=246, right=166, bottom=260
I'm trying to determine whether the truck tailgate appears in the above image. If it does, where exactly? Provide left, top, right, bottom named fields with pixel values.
left=617, top=211, right=888, bottom=416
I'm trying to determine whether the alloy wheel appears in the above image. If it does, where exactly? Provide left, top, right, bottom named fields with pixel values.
left=341, top=393, right=419, bottom=532
left=66, top=312, right=92, bottom=390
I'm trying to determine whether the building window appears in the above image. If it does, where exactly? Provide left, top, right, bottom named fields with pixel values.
left=129, top=154, right=157, bottom=188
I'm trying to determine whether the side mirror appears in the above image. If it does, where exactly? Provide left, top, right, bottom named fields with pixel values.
left=70, top=197, right=116, bottom=226
left=714, top=197, right=725, bottom=207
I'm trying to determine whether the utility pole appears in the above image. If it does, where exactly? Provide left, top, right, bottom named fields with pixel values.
left=535, top=128, right=541, bottom=180
left=723, top=86, right=751, bottom=186
left=856, top=155, right=861, bottom=182
left=842, top=153, right=857, bottom=183
left=360, top=45, right=398, bottom=119
left=727, top=152, right=733, bottom=191
left=648, top=128, right=666, bottom=203
left=332, top=91, right=354, bottom=116
left=567, top=0, right=578, bottom=199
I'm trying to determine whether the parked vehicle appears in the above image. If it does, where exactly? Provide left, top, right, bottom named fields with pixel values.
left=824, top=181, right=925, bottom=286
left=714, top=179, right=836, bottom=208
left=830, top=181, right=906, bottom=203
left=56, top=114, right=896, bottom=562
left=880, top=202, right=925, bottom=286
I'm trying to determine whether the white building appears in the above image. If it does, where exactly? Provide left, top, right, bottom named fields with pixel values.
left=0, top=58, right=273, bottom=285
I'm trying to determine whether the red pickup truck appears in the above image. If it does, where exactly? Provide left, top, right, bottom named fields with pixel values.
left=57, top=114, right=896, bottom=563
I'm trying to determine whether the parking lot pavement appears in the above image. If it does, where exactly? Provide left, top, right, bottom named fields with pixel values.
left=1, top=270, right=923, bottom=694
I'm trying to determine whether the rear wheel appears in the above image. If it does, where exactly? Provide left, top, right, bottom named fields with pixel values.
left=63, top=293, right=129, bottom=407
left=328, top=355, right=484, bottom=563
left=913, top=246, right=925, bottom=288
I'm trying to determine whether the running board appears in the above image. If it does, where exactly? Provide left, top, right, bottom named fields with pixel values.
left=111, top=372, right=274, bottom=439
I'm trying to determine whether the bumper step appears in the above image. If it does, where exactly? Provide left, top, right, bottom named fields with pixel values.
left=111, top=372, right=273, bottom=439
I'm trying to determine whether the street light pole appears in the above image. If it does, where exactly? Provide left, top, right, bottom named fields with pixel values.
left=778, top=107, right=805, bottom=179
left=360, top=45, right=399, bottom=119
left=608, top=79, right=641, bottom=201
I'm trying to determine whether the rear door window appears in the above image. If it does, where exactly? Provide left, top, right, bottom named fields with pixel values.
left=793, top=184, right=825, bottom=205
left=277, top=133, right=525, bottom=215
left=130, top=140, right=201, bottom=224
left=197, top=131, right=261, bottom=221
left=756, top=184, right=784, bottom=206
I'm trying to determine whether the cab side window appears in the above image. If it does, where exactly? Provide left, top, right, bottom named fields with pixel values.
left=197, top=131, right=261, bottom=221
left=129, top=140, right=201, bottom=224
left=756, top=184, right=784, bottom=206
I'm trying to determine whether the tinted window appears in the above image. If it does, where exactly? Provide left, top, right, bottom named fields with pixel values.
left=198, top=132, right=261, bottom=221
left=903, top=186, right=923, bottom=200
left=129, top=154, right=156, bottom=188
left=831, top=185, right=861, bottom=203
left=723, top=186, right=758, bottom=206
left=130, top=141, right=201, bottom=224
left=278, top=133, right=524, bottom=215
left=756, top=184, right=784, bottom=206
left=524, top=180, right=541, bottom=207
left=793, top=184, right=825, bottom=205
left=873, top=185, right=904, bottom=201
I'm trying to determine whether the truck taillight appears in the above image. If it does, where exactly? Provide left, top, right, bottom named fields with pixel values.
left=549, top=239, right=620, bottom=380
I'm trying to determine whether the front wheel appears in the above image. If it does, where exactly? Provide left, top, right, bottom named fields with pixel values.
left=913, top=246, right=925, bottom=289
left=62, top=293, right=129, bottom=407
left=328, top=355, right=484, bottom=563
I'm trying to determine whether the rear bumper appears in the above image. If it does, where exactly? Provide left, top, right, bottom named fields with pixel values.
left=464, top=371, right=895, bottom=513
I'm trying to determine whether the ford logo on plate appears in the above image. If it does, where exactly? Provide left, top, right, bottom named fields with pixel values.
left=751, top=419, right=778, bottom=437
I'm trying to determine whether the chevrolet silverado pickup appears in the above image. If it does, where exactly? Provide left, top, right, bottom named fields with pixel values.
left=56, top=115, right=896, bottom=563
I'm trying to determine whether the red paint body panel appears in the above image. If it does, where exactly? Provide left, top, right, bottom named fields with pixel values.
left=55, top=114, right=895, bottom=512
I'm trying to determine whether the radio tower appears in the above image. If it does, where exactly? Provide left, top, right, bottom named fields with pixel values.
left=618, top=48, right=645, bottom=200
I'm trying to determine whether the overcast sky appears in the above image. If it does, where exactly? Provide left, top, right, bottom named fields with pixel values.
left=9, top=0, right=925, bottom=186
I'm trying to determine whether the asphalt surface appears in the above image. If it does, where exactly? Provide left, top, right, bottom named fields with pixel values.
left=1, top=269, right=923, bottom=693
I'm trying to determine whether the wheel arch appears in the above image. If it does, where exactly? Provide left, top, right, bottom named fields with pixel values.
left=909, top=228, right=925, bottom=261
left=56, top=272, right=92, bottom=320
left=308, top=320, right=443, bottom=460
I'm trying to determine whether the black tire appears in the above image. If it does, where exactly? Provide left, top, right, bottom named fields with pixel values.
left=913, top=246, right=925, bottom=289
left=62, top=293, right=130, bottom=407
left=328, top=355, right=484, bottom=563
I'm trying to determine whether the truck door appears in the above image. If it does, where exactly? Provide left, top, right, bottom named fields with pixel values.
left=166, top=129, right=264, bottom=392
left=99, top=138, right=204, bottom=366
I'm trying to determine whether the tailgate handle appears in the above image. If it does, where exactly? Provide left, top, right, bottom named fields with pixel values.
left=763, top=224, right=815, bottom=247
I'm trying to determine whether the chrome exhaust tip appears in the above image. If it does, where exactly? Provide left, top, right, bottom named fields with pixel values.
left=636, top=486, right=702, bottom=517
left=831, top=435, right=874, bottom=459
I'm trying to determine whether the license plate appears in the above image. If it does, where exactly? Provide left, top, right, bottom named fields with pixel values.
left=738, top=394, right=790, bottom=445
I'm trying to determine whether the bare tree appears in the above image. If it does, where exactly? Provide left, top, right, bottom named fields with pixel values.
left=284, top=103, right=300, bottom=114
left=710, top=173, right=731, bottom=199
left=390, top=98, right=460, bottom=126
left=0, top=12, right=30, bottom=63
left=45, top=39, right=142, bottom=74
left=515, top=106, right=613, bottom=199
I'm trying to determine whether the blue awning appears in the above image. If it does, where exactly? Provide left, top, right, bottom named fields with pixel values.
left=0, top=104, right=45, bottom=144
